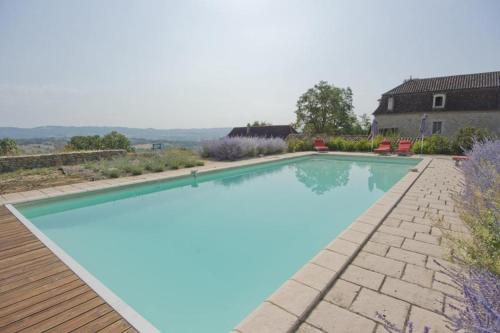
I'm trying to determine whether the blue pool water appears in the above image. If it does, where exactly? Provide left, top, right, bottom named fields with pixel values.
left=17, top=155, right=419, bottom=332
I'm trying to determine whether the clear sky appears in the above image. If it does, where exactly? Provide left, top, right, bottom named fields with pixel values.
left=1, top=0, right=499, bottom=129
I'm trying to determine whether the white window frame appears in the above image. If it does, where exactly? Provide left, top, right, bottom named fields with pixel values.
left=433, top=94, right=446, bottom=109
left=387, top=97, right=394, bottom=111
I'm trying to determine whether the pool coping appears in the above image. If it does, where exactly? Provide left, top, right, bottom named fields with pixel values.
left=2, top=152, right=430, bottom=333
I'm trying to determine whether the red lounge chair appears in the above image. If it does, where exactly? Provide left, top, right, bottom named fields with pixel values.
left=395, top=140, right=412, bottom=155
left=313, top=138, right=328, bottom=152
left=373, top=139, right=392, bottom=154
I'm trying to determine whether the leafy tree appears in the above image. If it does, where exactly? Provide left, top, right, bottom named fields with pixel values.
left=452, top=127, right=491, bottom=154
left=247, top=121, right=272, bottom=127
left=102, top=131, right=133, bottom=151
left=359, top=113, right=371, bottom=133
left=295, top=81, right=356, bottom=135
left=68, top=135, right=102, bottom=150
left=349, top=113, right=372, bottom=135
left=67, top=132, right=133, bottom=152
left=0, top=138, right=18, bottom=156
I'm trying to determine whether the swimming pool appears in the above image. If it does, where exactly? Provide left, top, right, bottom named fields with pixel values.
left=15, top=155, right=420, bottom=332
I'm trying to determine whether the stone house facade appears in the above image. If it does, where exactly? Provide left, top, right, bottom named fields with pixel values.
left=373, top=71, right=500, bottom=137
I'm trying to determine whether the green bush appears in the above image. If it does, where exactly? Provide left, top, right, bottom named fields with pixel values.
left=342, top=140, right=356, bottom=151
left=355, top=139, right=371, bottom=152
left=452, top=127, right=491, bottom=154
left=410, top=135, right=451, bottom=154
left=67, top=135, right=102, bottom=151
left=411, top=140, right=430, bottom=154
left=427, top=135, right=452, bottom=154
left=0, top=138, right=18, bottom=156
left=103, top=168, right=120, bottom=178
left=101, top=131, right=133, bottom=152
left=66, top=131, right=133, bottom=152
left=327, top=137, right=345, bottom=151
left=287, top=138, right=313, bottom=152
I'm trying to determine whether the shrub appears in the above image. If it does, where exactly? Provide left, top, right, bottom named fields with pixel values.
left=287, top=137, right=313, bottom=152
left=411, top=140, right=430, bottom=154
left=343, top=140, right=357, bottom=151
left=355, top=139, right=371, bottom=152
left=101, top=131, right=133, bottom=151
left=202, top=137, right=287, bottom=161
left=103, top=168, right=120, bottom=178
left=66, top=131, right=133, bottom=152
left=327, top=137, right=345, bottom=151
left=377, top=260, right=500, bottom=333
left=411, top=136, right=452, bottom=154
left=452, top=127, right=491, bottom=154
left=438, top=261, right=500, bottom=333
left=427, top=135, right=452, bottom=154
left=454, top=139, right=500, bottom=274
left=0, top=138, right=18, bottom=156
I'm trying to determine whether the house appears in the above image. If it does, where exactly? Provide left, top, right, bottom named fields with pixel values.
left=373, top=71, right=500, bottom=137
left=227, top=125, right=298, bottom=139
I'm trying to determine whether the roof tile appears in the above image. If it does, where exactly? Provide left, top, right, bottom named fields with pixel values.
left=385, top=71, right=500, bottom=95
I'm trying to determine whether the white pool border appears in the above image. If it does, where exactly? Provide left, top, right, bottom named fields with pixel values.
left=2, top=152, right=431, bottom=333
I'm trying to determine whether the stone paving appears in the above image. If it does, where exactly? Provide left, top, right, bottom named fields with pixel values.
left=297, top=157, right=466, bottom=333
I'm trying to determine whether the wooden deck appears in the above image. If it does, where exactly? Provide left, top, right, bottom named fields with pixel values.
left=0, top=206, right=138, bottom=333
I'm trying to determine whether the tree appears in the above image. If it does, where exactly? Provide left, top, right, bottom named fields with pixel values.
left=101, top=131, right=133, bottom=151
left=68, top=135, right=102, bottom=150
left=66, top=132, right=133, bottom=152
left=247, top=121, right=272, bottom=127
left=295, top=81, right=356, bottom=135
left=0, top=138, right=18, bottom=156
left=359, top=113, right=371, bottom=133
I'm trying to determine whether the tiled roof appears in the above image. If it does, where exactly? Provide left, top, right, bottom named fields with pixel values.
left=384, top=71, right=500, bottom=95
left=227, top=125, right=297, bottom=139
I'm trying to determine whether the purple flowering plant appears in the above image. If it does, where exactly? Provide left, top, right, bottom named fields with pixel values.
left=455, top=139, right=499, bottom=274
left=201, top=136, right=287, bottom=161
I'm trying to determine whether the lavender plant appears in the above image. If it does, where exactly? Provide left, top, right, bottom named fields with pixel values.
left=377, top=260, right=500, bottom=333
left=436, top=260, right=500, bottom=333
left=455, top=139, right=500, bottom=274
left=375, top=312, right=429, bottom=333
left=201, top=137, right=287, bottom=161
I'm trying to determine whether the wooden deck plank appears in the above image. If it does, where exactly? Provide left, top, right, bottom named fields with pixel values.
left=1, top=292, right=99, bottom=332
left=0, top=241, right=45, bottom=261
left=16, top=297, right=105, bottom=332
left=0, top=206, right=137, bottom=332
left=0, top=280, right=86, bottom=319
left=0, top=254, right=57, bottom=280
left=0, top=262, right=69, bottom=293
left=97, top=319, right=134, bottom=333
left=0, top=270, right=77, bottom=308
left=72, top=311, right=122, bottom=332
left=0, top=284, right=90, bottom=327
left=0, top=237, right=38, bottom=253
left=45, top=303, right=114, bottom=332
left=0, top=247, right=53, bottom=269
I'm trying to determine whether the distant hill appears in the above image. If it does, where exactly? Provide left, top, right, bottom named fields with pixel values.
left=0, top=126, right=232, bottom=141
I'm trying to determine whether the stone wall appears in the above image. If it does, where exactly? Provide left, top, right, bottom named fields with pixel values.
left=0, top=150, right=126, bottom=172
left=376, top=110, right=500, bottom=137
